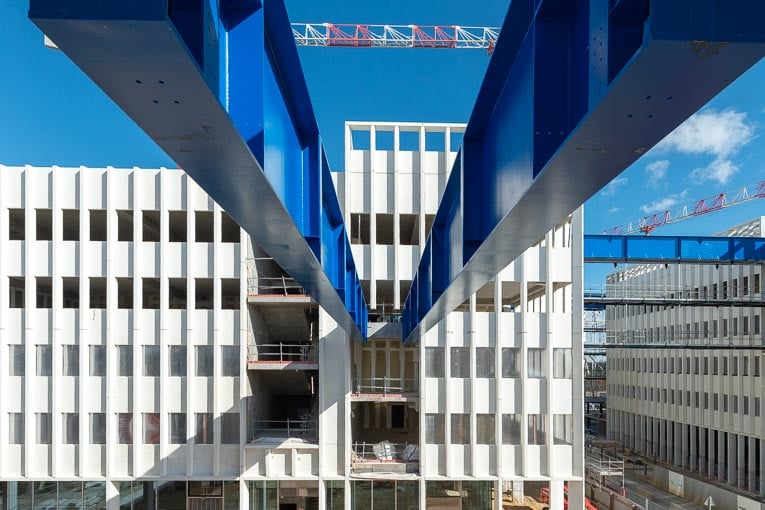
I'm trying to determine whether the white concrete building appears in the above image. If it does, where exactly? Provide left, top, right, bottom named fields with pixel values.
left=0, top=121, right=583, bottom=509
left=606, top=217, right=765, bottom=505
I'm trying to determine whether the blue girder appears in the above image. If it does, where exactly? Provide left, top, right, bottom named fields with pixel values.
left=402, top=0, right=765, bottom=342
left=584, top=235, right=765, bottom=264
left=29, top=0, right=367, bottom=340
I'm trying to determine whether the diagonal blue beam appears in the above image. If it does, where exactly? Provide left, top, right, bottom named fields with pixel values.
left=403, top=0, right=765, bottom=343
left=584, top=235, right=765, bottom=264
left=29, top=0, right=367, bottom=340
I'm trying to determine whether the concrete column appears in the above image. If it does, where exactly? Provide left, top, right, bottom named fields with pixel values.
left=212, top=202, right=222, bottom=475
left=549, top=479, right=565, bottom=510
left=106, top=480, right=120, bottom=510
left=51, top=167, right=61, bottom=478
left=725, top=432, right=734, bottom=483
left=747, top=435, right=757, bottom=492
left=392, top=125, right=400, bottom=311
left=239, top=479, right=249, bottom=510
left=131, top=171, right=142, bottom=478
left=369, top=125, right=377, bottom=310
left=708, top=429, right=716, bottom=480
left=689, top=425, right=697, bottom=472
left=737, top=433, right=746, bottom=488
left=698, top=426, right=706, bottom=474
left=0, top=168, right=8, bottom=477
left=77, top=169, right=87, bottom=476
left=658, top=419, right=665, bottom=462
left=760, top=438, right=765, bottom=496
left=159, top=168, right=169, bottom=476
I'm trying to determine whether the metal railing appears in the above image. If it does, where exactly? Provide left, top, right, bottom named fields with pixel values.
left=250, top=419, right=317, bottom=440
left=585, top=283, right=765, bottom=303
left=247, top=342, right=318, bottom=363
left=586, top=451, right=625, bottom=478
left=247, top=276, right=306, bottom=296
left=352, top=377, right=418, bottom=395
left=603, top=330, right=765, bottom=347
left=351, top=441, right=419, bottom=463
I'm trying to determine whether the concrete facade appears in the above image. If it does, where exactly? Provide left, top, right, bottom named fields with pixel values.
left=0, top=122, right=583, bottom=509
left=606, top=217, right=765, bottom=503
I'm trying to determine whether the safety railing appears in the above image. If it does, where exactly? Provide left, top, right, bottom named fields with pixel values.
left=585, top=283, right=765, bottom=303
left=351, top=441, right=419, bottom=464
left=586, top=452, right=625, bottom=477
left=247, top=342, right=318, bottom=363
left=250, top=419, right=317, bottom=441
left=584, top=321, right=606, bottom=331
left=247, top=276, right=306, bottom=297
left=603, top=330, right=765, bottom=347
left=352, top=377, right=418, bottom=395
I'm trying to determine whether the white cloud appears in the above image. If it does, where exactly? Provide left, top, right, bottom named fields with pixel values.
left=689, top=158, right=739, bottom=185
left=645, top=160, right=669, bottom=188
left=640, top=190, right=689, bottom=214
left=601, top=176, right=628, bottom=197
left=608, top=207, right=621, bottom=214
left=657, top=108, right=755, bottom=158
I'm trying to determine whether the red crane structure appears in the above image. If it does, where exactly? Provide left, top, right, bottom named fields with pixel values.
left=291, top=23, right=500, bottom=55
left=604, top=181, right=765, bottom=235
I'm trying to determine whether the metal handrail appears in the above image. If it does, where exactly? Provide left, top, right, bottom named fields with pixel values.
left=247, top=342, right=318, bottom=363
left=603, top=331, right=764, bottom=347
left=351, top=441, right=419, bottom=463
left=247, top=276, right=306, bottom=296
left=352, top=377, right=418, bottom=395
left=251, top=419, right=317, bottom=440
left=585, top=283, right=765, bottom=302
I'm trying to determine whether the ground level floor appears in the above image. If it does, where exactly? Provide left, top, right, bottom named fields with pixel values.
left=0, top=478, right=584, bottom=509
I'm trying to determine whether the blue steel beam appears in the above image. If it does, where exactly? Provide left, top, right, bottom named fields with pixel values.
left=403, top=0, right=765, bottom=343
left=585, top=235, right=765, bottom=264
left=28, top=0, right=367, bottom=340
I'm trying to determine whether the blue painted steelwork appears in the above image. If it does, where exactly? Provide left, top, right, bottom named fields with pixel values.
left=403, top=0, right=765, bottom=343
left=29, top=0, right=367, bottom=340
left=584, top=235, right=765, bottom=264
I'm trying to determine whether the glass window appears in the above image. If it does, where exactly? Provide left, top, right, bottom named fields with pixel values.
left=169, top=345, right=186, bottom=376
left=1, top=481, right=34, bottom=508
left=9, top=412, right=24, bottom=444
left=223, top=481, right=240, bottom=510
left=425, top=414, right=445, bottom=444
left=450, top=414, right=470, bottom=444
left=221, top=413, right=240, bottom=444
left=553, top=414, right=573, bottom=445
left=10, top=344, right=24, bottom=376
left=91, top=413, right=106, bottom=444
left=117, top=345, right=133, bottom=376
left=35, top=481, right=58, bottom=510
left=83, top=481, right=106, bottom=510
left=144, top=413, right=160, bottom=444
left=144, top=345, right=160, bottom=376
left=37, top=344, right=52, bottom=376
left=502, top=348, right=520, bottom=377
left=90, top=345, right=106, bottom=376
left=502, top=414, right=521, bottom=444
left=221, top=345, right=240, bottom=377
left=553, top=348, right=572, bottom=379
left=528, top=348, right=545, bottom=378
left=325, top=480, right=345, bottom=510
left=64, top=413, right=79, bottom=444
left=170, top=413, right=186, bottom=444
left=63, top=345, right=79, bottom=376
left=527, top=414, right=546, bottom=445
left=424, top=347, right=444, bottom=378
left=450, top=347, right=470, bottom=378
left=118, top=413, right=132, bottom=444
left=37, top=412, right=52, bottom=444
left=476, top=414, right=494, bottom=444
left=196, top=345, right=213, bottom=377
left=475, top=347, right=495, bottom=378
left=196, top=413, right=213, bottom=444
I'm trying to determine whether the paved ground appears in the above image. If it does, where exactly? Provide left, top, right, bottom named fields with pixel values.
left=621, top=471, right=705, bottom=510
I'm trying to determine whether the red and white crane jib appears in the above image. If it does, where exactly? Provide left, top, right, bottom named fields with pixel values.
left=291, top=23, right=500, bottom=54
left=604, top=181, right=765, bottom=235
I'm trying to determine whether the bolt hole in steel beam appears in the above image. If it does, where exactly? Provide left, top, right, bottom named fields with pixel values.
left=402, top=0, right=765, bottom=342
left=29, top=0, right=367, bottom=340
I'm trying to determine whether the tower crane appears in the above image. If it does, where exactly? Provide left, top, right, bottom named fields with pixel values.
left=291, top=23, right=500, bottom=54
left=604, top=180, right=765, bottom=235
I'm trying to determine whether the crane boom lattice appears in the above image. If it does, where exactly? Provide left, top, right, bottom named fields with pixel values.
left=291, top=23, right=500, bottom=54
left=604, top=181, right=765, bottom=235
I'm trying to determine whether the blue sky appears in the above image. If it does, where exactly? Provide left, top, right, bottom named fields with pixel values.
left=2, top=0, right=764, bottom=286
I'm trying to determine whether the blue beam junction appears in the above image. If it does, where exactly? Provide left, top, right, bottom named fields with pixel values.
left=402, top=0, right=765, bottom=343
left=29, top=0, right=367, bottom=340
left=584, top=235, right=765, bottom=264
